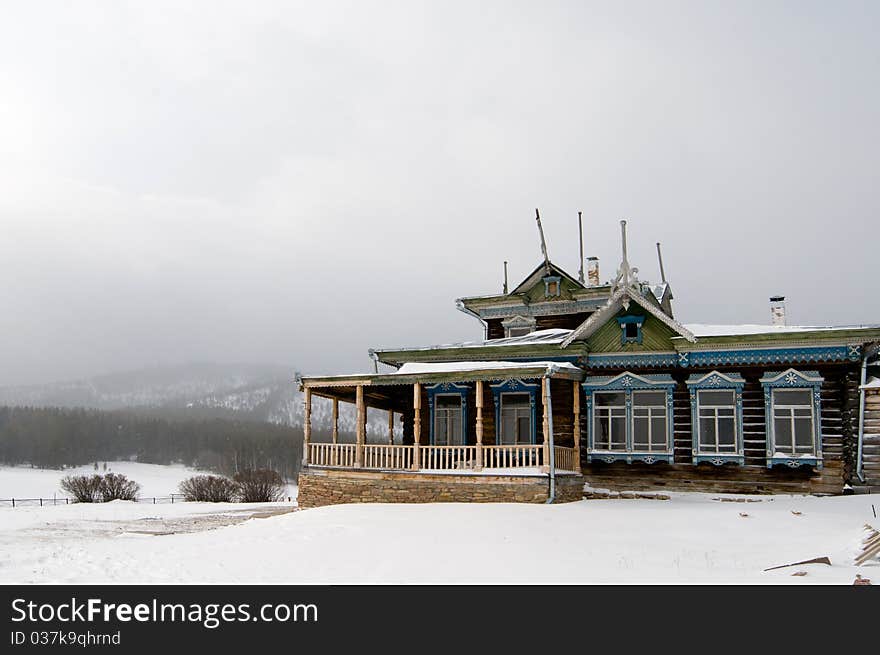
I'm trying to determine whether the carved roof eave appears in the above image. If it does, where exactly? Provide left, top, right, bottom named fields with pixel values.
left=669, top=330, right=880, bottom=351
left=560, top=287, right=696, bottom=348
left=374, top=341, right=587, bottom=367
left=300, top=365, right=585, bottom=390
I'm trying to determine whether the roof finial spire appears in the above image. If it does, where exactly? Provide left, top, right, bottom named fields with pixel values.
left=611, top=219, right=640, bottom=297
left=535, top=208, right=550, bottom=275
left=502, top=260, right=509, bottom=294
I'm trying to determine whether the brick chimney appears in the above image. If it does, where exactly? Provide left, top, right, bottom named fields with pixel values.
left=770, top=296, right=786, bottom=326
left=587, top=257, right=600, bottom=286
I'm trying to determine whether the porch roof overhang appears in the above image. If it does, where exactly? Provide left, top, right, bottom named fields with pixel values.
left=299, top=360, right=584, bottom=391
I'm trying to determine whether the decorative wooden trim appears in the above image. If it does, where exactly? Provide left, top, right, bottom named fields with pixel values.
left=582, top=371, right=676, bottom=464
left=489, top=379, right=539, bottom=446
left=760, top=369, right=824, bottom=470
left=475, top=380, right=484, bottom=471
left=541, top=377, right=550, bottom=473
left=412, top=382, right=422, bottom=471
left=425, top=382, right=470, bottom=446
left=572, top=380, right=582, bottom=473
left=686, top=371, right=745, bottom=466
left=355, top=385, right=365, bottom=468
left=303, top=388, right=312, bottom=466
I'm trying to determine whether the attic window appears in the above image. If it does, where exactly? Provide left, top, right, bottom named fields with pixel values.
left=617, top=315, right=644, bottom=345
left=501, top=315, right=536, bottom=338
left=542, top=275, right=561, bottom=298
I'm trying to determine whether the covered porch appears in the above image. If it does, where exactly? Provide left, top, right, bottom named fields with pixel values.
left=298, top=362, right=585, bottom=475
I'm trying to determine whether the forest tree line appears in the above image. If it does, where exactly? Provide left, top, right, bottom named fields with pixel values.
left=0, top=405, right=312, bottom=480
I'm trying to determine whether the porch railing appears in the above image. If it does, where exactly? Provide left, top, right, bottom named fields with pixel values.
left=482, top=444, right=543, bottom=469
left=309, top=443, right=357, bottom=468
left=307, top=443, right=579, bottom=472
left=419, top=445, right=475, bottom=470
left=553, top=446, right=577, bottom=472
left=364, top=444, right=415, bottom=470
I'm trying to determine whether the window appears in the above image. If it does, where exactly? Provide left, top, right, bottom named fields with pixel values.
left=490, top=379, right=538, bottom=446
left=500, top=393, right=532, bottom=445
left=686, top=371, right=745, bottom=465
left=542, top=275, right=561, bottom=298
left=507, top=326, right=533, bottom=338
left=616, top=315, right=644, bottom=345
left=697, top=391, right=737, bottom=453
left=501, top=315, right=536, bottom=338
left=771, top=389, right=815, bottom=457
left=434, top=395, right=464, bottom=446
left=593, top=392, right=626, bottom=451
left=632, top=391, right=668, bottom=452
left=426, top=383, right=469, bottom=446
left=583, top=373, right=675, bottom=464
left=760, top=369, right=823, bottom=469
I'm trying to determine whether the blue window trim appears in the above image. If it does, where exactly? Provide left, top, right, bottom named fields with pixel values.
left=542, top=275, right=561, bottom=298
left=425, top=382, right=469, bottom=446
left=582, top=372, right=676, bottom=464
left=760, top=369, right=823, bottom=469
left=489, top=379, right=538, bottom=445
left=616, top=315, right=645, bottom=345
left=685, top=371, right=745, bottom=466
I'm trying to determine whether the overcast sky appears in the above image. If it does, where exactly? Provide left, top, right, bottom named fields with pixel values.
left=1, top=1, right=878, bottom=385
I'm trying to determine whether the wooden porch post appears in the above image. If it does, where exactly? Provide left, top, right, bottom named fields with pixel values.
left=541, top=378, right=550, bottom=473
left=355, top=385, right=365, bottom=468
left=331, top=398, right=339, bottom=444
left=387, top=410, right=394, bottom=445
left=412, top=382, right=422, bottom=471
left=573, top=380, right=582, bottom=474
left=475, top=380, right=484, bottom=471
left=302, top=388, right=312, bottom=467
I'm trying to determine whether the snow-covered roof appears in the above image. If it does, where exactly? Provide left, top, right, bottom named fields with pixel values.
left=377, top=328, right=572, bottom=354
left=861, top=376, right=880, bottom=390
left=394, top=361, right=582, bottom=376
left=683, top=324, right=880, bottom=337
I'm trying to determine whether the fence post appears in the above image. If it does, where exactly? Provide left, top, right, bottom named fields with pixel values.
left=153, top=497, right=156, bottom=504
left=40, top=498, right=43, bottom=507
left=11, top=498, right=14, bottom=508
left=171, top=495, right=174, bottom=504
left=65, top=498, right=69, bottom=505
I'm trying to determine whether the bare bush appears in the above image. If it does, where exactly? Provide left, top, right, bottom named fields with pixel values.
left=234, top=469, right=286, bottom=502
left=98, top=473, right=140, bottom=501
left=60, top=474, right=103, bottom=503
left=178, top=475, right=239, bottom=502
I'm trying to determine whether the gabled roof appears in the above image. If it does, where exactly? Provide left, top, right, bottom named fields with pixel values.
left=510, top=260, right=584, bottom=295
left=560, top=286, right=696, bottom=348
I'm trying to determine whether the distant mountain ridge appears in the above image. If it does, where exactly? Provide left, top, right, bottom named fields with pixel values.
left=0, top=363, right=398, bottom=439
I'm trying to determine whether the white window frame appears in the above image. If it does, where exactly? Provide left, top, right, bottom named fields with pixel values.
left=583, top=372, right=675, bottom=464
left=770, top=388, right=817, bottom=458
left=760, top=368, right=823, bottom=469
left=686, top=371, right=746, bottom=466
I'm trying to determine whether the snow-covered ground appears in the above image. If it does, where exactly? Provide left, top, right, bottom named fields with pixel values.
left=1, top=490, right=877, bottom=584
left=0, top=462, right=218, bottom=500
left=0, top=462, right=298, bottom=502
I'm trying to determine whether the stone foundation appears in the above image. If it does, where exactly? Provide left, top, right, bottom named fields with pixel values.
left=297, top=467, right=585, bottom=508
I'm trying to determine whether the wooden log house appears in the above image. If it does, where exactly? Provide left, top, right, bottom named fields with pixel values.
left=296, top=220, right=880, bottom=506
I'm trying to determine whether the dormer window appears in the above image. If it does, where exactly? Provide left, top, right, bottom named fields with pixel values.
left=542, top=275, right=561, bottom=298
left=501, top=315, right=536, bottom=338
left=617, top=315, right=644, bottom=345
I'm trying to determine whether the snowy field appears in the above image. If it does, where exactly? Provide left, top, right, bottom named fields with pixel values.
left=0, top=461, right=297, bottom=502
left=1, top=487, right=877, bottom=584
